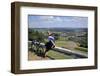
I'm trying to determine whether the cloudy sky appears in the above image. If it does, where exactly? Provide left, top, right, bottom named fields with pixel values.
left=28, top=15, right=88, bottom=28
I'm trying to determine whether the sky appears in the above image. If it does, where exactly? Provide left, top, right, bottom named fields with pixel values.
left=28, top=15, right=88, bottom=28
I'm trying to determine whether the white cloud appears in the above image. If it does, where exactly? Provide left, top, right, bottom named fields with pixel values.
left=39, top=16, right=54, bottom=21
left=29, top=15, right=88, bottom=28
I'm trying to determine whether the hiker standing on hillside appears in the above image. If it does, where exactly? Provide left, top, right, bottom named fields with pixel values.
left=44, top=31, right=55, bottom=57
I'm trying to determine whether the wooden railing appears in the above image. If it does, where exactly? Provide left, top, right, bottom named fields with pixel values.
left=52, top=47, right=87, bottom=58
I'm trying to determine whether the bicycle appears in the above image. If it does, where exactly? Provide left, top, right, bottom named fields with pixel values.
left=31, top=40, right=45, bottom=57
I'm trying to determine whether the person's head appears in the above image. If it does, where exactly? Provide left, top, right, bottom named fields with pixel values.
left=47, top=31, right=53, bottom=36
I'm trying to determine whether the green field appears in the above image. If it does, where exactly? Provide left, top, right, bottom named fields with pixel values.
left=47, top=50, right=73, bottom=59
left=55, top=40, right=87, bottom=52
left=75, top=47, right=87, bottom=52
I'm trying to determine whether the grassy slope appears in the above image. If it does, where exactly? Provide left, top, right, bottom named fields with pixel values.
left=47, top=50, right=73, bottom=59
left=55, top=40, right=88, bottom=52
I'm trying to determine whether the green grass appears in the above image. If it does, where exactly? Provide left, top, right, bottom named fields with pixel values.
left=75, top=47, right=88, bottom=52
left=55, top=40, right=68, bottom=47
left=55, top=40, right=88, bottom=52
left=47, top=50, right=73, bottom=59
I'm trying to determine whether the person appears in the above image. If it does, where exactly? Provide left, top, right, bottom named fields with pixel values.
left=44, top=31, right=55, bottom=57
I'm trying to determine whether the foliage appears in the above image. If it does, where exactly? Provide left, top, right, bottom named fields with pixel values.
left=28, top=29, right=45, bottom=42
left=68, top=33, right=88, bottom=48
left=53, top=33, right=60, bottom=40
left=78, top=33, right=88, bottom=48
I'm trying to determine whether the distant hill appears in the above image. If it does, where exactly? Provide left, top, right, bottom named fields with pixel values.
left=29, top=28, right=88, bottom=33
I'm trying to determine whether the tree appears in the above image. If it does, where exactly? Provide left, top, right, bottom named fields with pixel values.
left=53, top=33, right=60, bottom=40
left=28, top=29, right=45, bottom=43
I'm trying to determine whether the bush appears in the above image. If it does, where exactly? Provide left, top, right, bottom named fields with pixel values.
left=28, top=29, right=45, bottom=42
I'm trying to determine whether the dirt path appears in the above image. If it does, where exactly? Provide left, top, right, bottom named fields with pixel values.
left=63, top=41, right=87, bottom=54
left=64, top=41, right=78, bottom=49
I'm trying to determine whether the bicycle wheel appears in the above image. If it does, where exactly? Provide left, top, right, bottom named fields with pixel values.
left=32, top=44, right=37, bottom=52
left=38, top=45, right=45, bottom=55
